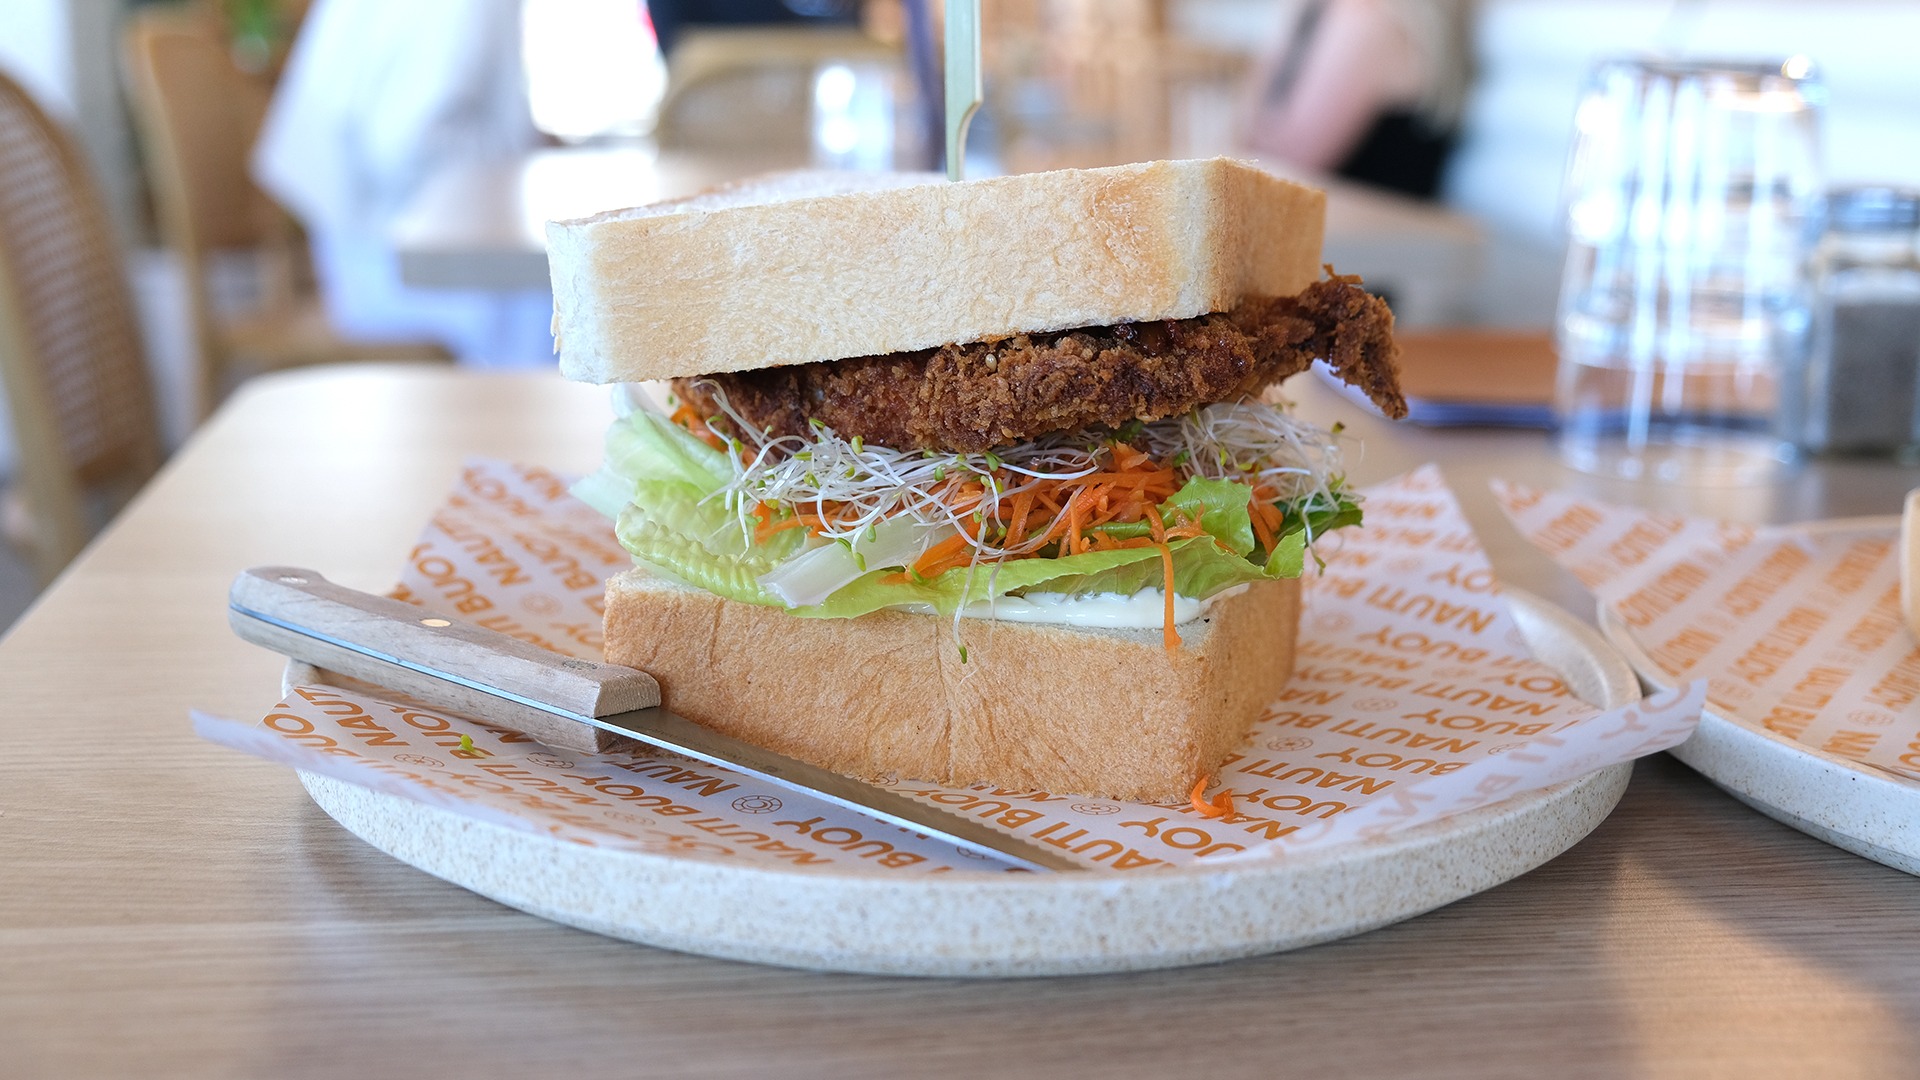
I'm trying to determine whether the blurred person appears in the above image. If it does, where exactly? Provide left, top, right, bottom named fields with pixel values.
left=251, top=0, right=553, bottom=367
left=1240, top=0, right=1473, bottom=200
left=647, top=0, right=860, bottom=56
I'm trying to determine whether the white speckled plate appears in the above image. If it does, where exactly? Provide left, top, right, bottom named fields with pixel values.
left=1598, top=517, right=1920, bottom=877
left=300, top=589, right=1637, bottom=977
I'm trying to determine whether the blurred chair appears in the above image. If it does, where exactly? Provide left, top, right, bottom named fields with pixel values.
left=656, top=26, right=901, bottom=153
left=122, top=9, right=451, bottom=423
left=0, top=70, right=165, bottom=584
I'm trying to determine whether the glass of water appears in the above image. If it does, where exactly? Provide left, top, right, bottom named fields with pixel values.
left=1554, top=58, right=1824, bottom=484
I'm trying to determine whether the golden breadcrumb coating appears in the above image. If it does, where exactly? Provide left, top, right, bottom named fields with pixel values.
left=677, top=275, right=1404, bottom=452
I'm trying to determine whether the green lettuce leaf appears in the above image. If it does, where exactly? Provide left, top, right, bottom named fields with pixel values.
left=615, top=513, right=786, bottom=605
left=581, top=411, right=1365, bottom=617
left=1165, top=476, right=1257, bottom=555
left=1034, top=536, right=1274, bottom=602
left=1273, top=497, right=1365, bottom=573
left=1265, top=528, right=1307, bottom=577
left=611, top=409, right=733, bottom=489
left=799, top=542, right=1169, bottom=618
left=573, top=410, right=733, bottom=519
left=623, top=478, right=806, bottom=563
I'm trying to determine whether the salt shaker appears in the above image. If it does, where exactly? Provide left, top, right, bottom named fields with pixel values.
left=1786, top=187, right=1920, bottom=459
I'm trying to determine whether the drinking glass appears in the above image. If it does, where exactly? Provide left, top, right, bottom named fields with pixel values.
left=1554, top=58, right=1825, bottom=484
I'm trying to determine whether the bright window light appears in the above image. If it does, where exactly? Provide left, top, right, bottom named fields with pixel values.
left=521, top=0, right=668, bottom=140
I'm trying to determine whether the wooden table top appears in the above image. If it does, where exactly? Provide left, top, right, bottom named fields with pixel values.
left=3, top=364, right=1916, bottom=1079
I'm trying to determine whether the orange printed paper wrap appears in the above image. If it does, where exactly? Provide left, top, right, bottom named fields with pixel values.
left=1497, top=483, right=1920, bottom=782
left=197, top=462, right=1703, bottom=873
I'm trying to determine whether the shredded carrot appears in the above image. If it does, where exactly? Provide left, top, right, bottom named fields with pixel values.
left=1245, top=485, right=1286, bottom=556
left=842, top=439, right=1226, bottom=588
left=671, top=403, right=729, bottom=451
left=1145, top=504, right=1178, bottom=652
left=792, top=512, right=837, bottom=536
left=1056, top=490, right=1096, bottom=536
left=911, top=533, right=973, bottom=577
left=1250, top=495, right=1277, bottom=553
left=1083, top=471, right=1175, bottom=490
left=1110, top=442, right=1154, bottom=471
left=1005, top=490, right=1036, bottom=550
left=755, top=517, right=808, bottom=543
left=1189, top=776, right=1232, bottom=819
left=917, top=552, right=976, bottom=578
left=1162, top=509, right=1209, bottom=542
left=950, top=480, right=986, bottom=509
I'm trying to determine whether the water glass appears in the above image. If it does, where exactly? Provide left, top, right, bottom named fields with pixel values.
left=1554, top=58, right=1825, bottom=484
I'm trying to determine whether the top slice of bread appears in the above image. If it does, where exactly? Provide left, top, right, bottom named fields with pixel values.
left=547, top=157, right=1327, bottom=385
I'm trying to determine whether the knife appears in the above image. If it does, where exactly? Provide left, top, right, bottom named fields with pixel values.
left=228, top=567, right=1079, bottom=873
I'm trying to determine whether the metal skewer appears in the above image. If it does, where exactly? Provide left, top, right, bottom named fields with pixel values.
left=944, top=0, right=981, bottom=181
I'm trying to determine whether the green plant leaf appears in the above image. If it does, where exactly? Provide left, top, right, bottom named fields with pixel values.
left=1164, top=476, right=1257, bottom=555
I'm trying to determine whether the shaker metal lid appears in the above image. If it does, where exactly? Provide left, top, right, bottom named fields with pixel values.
left=1828, top=186, right=1920, bottom=232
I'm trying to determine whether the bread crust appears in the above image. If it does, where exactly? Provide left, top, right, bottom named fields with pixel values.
left=549, top=159, right=1327, bottom=384
left=602, top=571, right=1300, bottom=802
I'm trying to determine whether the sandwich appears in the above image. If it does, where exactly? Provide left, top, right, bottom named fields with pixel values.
left=551, top=158, right=1405, bottom=802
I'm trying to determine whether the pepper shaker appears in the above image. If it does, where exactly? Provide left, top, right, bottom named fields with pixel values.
left=1786, top=187, right=1920, bottom=459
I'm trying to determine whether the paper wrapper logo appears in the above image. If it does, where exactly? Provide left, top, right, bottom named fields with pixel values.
left=197, top=460, right=1702, bottom=873
left=1496, top=481, right=1920, bottom=783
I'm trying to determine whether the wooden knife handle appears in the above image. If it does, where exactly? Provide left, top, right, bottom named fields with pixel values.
left=229, top=566, right=657, bottom=754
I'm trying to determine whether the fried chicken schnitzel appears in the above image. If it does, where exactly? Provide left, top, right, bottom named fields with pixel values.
left=676, top=276, right=1403, bottom=453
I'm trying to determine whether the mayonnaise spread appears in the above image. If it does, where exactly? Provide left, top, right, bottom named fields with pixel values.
left=893, top=584, right=1249, bottom=629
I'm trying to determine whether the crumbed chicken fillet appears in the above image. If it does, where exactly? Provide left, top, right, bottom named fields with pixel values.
left=675, top=276, right=1403, bottom=453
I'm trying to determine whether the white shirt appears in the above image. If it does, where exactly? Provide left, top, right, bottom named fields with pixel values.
left=252, top=0, right=552, bottom=365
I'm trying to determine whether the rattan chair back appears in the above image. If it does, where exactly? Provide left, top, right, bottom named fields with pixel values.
left=0, top=70, right=164, bottom=583
left=123, top=10, right=452, bottom=421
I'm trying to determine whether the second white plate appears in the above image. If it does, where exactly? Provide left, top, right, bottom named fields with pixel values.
left=1598, top=517, right=1920, bottom=877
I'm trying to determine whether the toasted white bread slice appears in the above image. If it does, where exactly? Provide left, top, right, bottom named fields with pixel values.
left=549, top=158, right=1327, bottom=384
left=602, top=569, right=1301, bottom=802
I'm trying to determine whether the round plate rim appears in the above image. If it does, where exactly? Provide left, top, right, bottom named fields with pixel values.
left=297, top=586, right=1645, bottom=973
left=1593, top=515, right=1920, bottom=874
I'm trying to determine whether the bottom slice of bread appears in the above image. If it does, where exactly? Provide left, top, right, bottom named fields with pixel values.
left=603, top=570, right=1300, bottom=802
